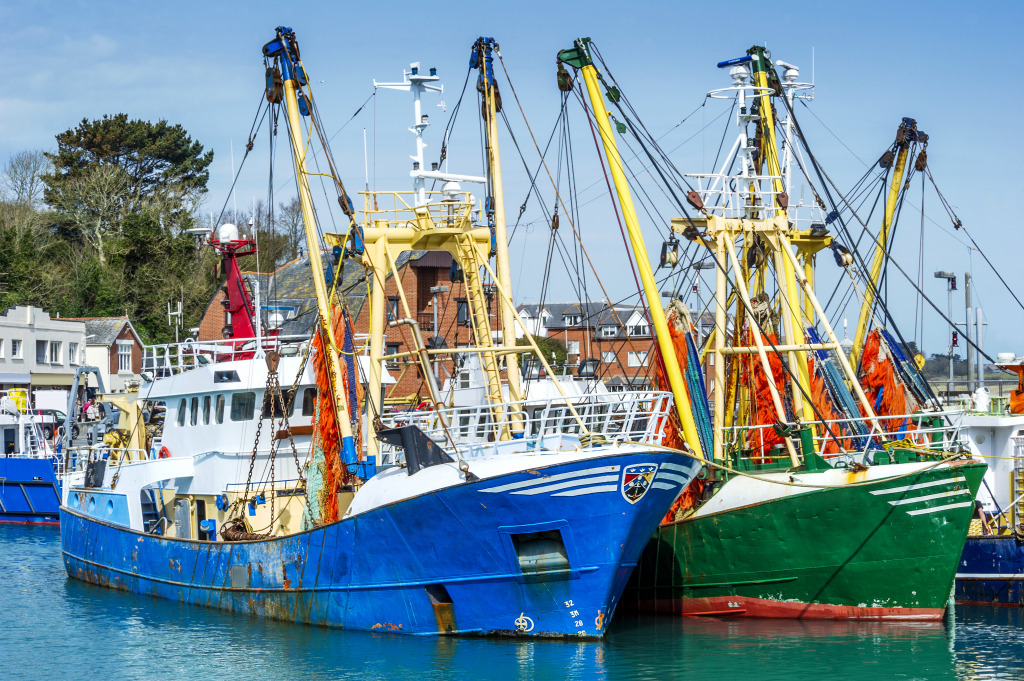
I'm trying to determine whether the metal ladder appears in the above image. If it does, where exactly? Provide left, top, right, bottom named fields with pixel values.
left=1012, top=436, right=1024, bottom=529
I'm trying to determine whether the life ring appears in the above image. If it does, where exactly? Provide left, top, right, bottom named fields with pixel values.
left=158, top=446, right=171, bottom=459
left=416, top=401, right=433, bottom=411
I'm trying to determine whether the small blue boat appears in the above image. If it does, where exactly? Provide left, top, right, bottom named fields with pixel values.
left=0, top=456, right=60, bottom=524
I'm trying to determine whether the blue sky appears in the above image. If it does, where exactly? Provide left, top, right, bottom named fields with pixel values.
left=2, top=0, right=1021, bottom=357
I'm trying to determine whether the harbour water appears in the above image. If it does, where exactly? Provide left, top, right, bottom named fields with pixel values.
left=3, top=523, right=1022, bottom=681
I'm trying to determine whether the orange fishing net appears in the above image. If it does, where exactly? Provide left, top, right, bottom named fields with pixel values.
left=654, top=306, right=705, bottom=524
left=310, top=306, right=360, bottom=524
left=858, top=330, right=919, bottom=434
left=808, top=358, right=849, bottom=456
left=742, top=331, right=786, bottom=461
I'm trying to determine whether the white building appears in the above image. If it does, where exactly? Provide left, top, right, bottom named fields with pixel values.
left=0, top=306, right=86, bottom=402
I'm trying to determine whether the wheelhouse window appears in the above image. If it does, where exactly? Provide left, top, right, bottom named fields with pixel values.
left=262, top=389, right=296, bottom=419
left=215, top=395, right=225, bottom=424
left=190, top=397, right=198, bottom=425
left=231, top=392, right=256, bottom=421
left=301, top=388, right=315, bottom=416
left=177, top=399, right=187, bottom=427
left=202, top=395, right=211, bottom=425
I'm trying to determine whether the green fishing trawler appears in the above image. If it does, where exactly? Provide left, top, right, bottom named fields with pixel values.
left=559, top=39, right=985, bottom=619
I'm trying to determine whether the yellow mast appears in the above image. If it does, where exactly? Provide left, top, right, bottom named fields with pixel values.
left=269, top=31, right=358, bottom=468
left=558, top=38, right=705, bottom=461
left=748, top=47, right=814, bottom=427
left=475, top=39, right=525, bottom=413
left=851, top=119, right=921, bottom=367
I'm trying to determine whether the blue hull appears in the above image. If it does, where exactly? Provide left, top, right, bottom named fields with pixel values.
left=0, top=457, right=60, bottom=524
left=956, top=535, right=1024, bottom=606
left=61, top=450, right=699, bottom=637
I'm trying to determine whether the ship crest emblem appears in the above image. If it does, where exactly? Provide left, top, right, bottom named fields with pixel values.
left=621, top=464, right=658, bottom=504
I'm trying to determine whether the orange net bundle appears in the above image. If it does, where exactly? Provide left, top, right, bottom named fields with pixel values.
left=858, top=330, right=919, bottom=435
left=808, top=358, right=851, bottom=456
left=310, top=314, right=353, bottom=524
left=654, top=305, right=705, bottom=524
left=742, top=330, right=786, bottom=461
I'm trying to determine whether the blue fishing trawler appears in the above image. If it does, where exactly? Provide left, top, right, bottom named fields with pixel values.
left=59, top=28, right=701, bottom=637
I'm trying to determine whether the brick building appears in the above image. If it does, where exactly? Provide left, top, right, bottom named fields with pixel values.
left=197, top=249, right=499, bottom=402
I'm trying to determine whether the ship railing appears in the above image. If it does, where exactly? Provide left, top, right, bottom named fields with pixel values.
left=142, top=335, right=308, bottom=376
left=683, top=173, right=825, bottom=229
left=62, top=445, right=159, bottom=473
left=378, top=390, right=674, bottom=466
left=360, top=190, right=476, bottom=229
left=720, top=409, right=966, bottom=464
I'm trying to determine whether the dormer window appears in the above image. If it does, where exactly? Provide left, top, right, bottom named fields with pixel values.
left=600, top=325, right=618, bottom=338
left=629, top=324, right=649, bottom=337
left=562, top=315, right=582, bottom=327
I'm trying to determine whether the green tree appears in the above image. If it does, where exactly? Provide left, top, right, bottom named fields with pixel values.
left=42, top=114, right=214, bottom=252
left=517, top=335, right=567, bottom=368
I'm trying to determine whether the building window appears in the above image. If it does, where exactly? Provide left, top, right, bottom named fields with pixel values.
left=69, top=342, right=79, bottom=365
left=600, top=325, right=618, bottom=338
left=602, top=351, right=616, bottom=364
left=0, top=339, right=4, bottom=358
left=11, top=340, right=22, bottom=359
left=387, top=296, right=400, bottom=321
left=456, top=299, right=469, bottom=326
left=231, top=392, right=256, bottom=421
left=566, top=340, right=580, bottom=356
left=629, top=324, right=649, bottom=337
left=49, top=341, right=62, bottom=364
left=563, top=315, right=582, bottom=327
left=215, top=395, right=225, bottom=424
left=117, top=341, right=132, bottom=373
left=627, top=351, right=648, bottom=367
left=36, top=340, right=46, bottom=363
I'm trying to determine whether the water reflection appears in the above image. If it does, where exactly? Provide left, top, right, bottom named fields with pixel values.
left=3, top=524, right=1023, bottom=681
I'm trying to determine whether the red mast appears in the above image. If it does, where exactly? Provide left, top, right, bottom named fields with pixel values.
left=209, top=223, right=258, bottom=340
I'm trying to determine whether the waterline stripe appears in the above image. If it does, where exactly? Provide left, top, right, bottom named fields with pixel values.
left=869, top=476, right=963, bottom=496
left=887, top=489, right=971, bottom=506
left=905, top=500, right=974, bottom=516
left=551, top=485, right=618, bottom=497
left=480, top=466, right=620, bottom=493
left=511, top=475, right=619, bottom=495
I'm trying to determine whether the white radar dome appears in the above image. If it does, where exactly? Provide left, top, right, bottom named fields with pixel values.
left=218, top=223, right=240, bottom=242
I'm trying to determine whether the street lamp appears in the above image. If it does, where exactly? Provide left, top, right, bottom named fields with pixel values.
left=934, top=271, right=956, bottom=396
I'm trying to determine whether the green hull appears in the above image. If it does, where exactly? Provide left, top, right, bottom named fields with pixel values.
left=625, top=460, right=986, bottom=619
